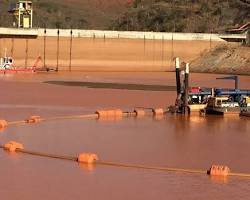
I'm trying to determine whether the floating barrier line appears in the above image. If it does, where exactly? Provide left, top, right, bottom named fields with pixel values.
left=97, top=161, right=206, bottom=175
left=0, top=144, right=77, bottom=161
left=7, top=120, right=27, bottom=125
left=17, top=148, right=77, bottom=162
left=42, top=114, right=99, bottom=121
left=229, top=172, right=250, bottom=178
left=1, top=143, right=250, bottom=179
left=4, top=114, right=99, bottom=127
left=1, top=108, right=167, bottom=129
left=0, top=144, right=206, bottom=174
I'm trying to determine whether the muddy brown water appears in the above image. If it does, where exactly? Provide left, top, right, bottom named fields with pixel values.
left=0, top=72, right=250, bottom=199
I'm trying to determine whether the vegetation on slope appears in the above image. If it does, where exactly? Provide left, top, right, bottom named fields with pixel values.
left=0, top=0, right=249, bottom=32
left=0, top=0, right=131, bottom=29
left=112, top=0, right=250, bottom=33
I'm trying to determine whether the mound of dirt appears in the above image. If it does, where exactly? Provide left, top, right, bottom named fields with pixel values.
left=190, top=44, right=250, bottom=75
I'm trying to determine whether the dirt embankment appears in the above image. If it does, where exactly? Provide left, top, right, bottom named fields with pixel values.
left=191, top=44, right=250, bottom=75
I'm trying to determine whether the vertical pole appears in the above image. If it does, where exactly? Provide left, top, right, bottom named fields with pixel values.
left=161, top=35, right=164, bottom=68
left=246, top=31, right=250, bottom=46
left=0, top=38, right=2, bottom=67
left=56, top=29, right=60, bottom=72
left=69, top=29, right=73, bottom=72
left=184, top=63, right=190, bottom=114
left=211, top=88, right=215, bottom=98
left=11, top=38, right=14, bottom=58
left=143, top=35, right=146, bottom=55
left=43, top=28, right=47, bottom=69
left=235, top=76, right=239, bottom=90
left=171, top=33, right=174, bottom=67
left=153, top=35, right=155, bottom=63
left=0, top=37, right=2, bottom=58
left=25, top=39, right=29, bottom=68
left=175, top=57, right=181, bottom=96
left=31, top=9, right=33, bottom=28
left=18, top=11, right=21, bottom=28
left=210, top=33, right=212, bottom=49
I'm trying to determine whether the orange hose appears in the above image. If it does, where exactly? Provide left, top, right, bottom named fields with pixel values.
left=1, top=144, right=250, bottom=179
left=2, top=108, right=165, bottom=129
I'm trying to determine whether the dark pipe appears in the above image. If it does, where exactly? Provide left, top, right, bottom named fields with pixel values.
left=175, top=58, right=181, bottom=96
left=43, top=28, right=46, bottom=69
left=188, top=89, right=250, bottom=97
left=184, top=63, right=189, bottom=114
left=25, top=39, right=28, bottom=68
left=56, top=29, right=60, bottom=72
left=215, top=89, right=250, bottom=96
left=235, top=76, right=239, bottom=90
left=69, top=29, right=73, bottom=72
left=216, top=76, right=239, bottom=90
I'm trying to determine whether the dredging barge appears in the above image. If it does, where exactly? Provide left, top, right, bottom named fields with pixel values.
left=171, top=57, right=250, bottom=116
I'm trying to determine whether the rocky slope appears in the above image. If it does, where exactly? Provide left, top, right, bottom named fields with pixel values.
left=191, top=44, right=250, bottom=75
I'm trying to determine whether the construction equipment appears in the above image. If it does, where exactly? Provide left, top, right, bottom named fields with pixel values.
left=0, top=48, right=14, bottom=70
left=0, top=56, right=13, bottom=69
left=0, top=49, right=35, bottom=73
left=173, top=58, right=210, bottom=114
left=8, top=1, right=33, bottom=28
left=171, top=58, right=250, bottom=115
left=205, top=96, right=241, bottom=115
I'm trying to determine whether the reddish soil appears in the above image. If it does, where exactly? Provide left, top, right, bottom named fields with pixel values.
left=0, top=37, right=221, bottom=71
left=191, top=43, right=250, bottom=75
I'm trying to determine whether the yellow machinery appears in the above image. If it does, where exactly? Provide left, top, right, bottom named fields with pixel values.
left=242, top=96, right=250, bottom=107
left=8, top=1, right=33, bottom=28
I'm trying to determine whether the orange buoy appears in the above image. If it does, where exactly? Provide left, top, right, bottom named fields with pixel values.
left=134, top=109, right=145, bottom=117
left=0, top=120, right=8, bottom=129
left=26, top=116, right=42, bottom=123
left=4, top=141, right=24, bottom=152
left=153, top=108, right=164, bottom=116
left=96, top=109, right=123, bottom=118
left=78, top=153, right=99, bottom=164
left=209, top=165, right=230, bottom=177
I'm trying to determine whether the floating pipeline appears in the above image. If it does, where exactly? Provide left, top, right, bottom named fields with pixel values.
left=26, top=116, right=42, bottom=123
left=0, top=120, right=8, bottom=129
left=1, top=141, right=250, bottom=179
left=0, top=108, right=168, bottom=130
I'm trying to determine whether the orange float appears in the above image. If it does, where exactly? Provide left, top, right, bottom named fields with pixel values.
left=153, top=108, right=164, bottom=116
left=4, top=141, right=24, bottom=152
left=96, top=109, right=123, bottom=118
left=134, top=109, right=145, bottom=117
left=209, top=165, right=230, bottom=177
left=26, top=116, right=42, bottom=123
left=78, top=153, right=99, bottom=164
left=0, top=120, right=8, bottom=129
